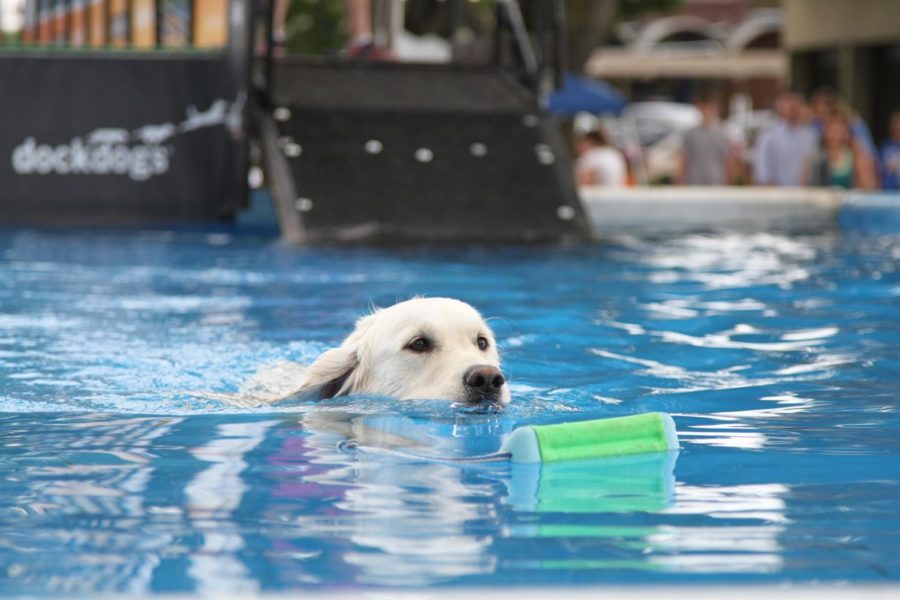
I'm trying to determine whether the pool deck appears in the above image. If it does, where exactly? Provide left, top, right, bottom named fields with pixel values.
left=580, top=186, right=844, bottom=237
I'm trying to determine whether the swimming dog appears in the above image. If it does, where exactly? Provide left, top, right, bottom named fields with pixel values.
left=230, top=298, right=509, bottom=406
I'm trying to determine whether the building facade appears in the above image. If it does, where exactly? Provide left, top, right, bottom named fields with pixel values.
left=785, top=0, right=900, bottom=143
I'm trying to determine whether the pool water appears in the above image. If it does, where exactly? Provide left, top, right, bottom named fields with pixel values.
left=0, top=228, right=898, bottom=594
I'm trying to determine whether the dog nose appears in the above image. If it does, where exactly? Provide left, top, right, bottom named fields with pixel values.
left=463, top=365, right=505, bottom=402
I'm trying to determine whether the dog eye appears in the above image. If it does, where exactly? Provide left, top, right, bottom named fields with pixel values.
left=406, top=337, right=432, bottom=353
left=477, top=336, right=489, bottom=350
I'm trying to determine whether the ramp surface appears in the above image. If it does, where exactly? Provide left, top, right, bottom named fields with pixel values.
left=267, top=58, right=586, bottom=243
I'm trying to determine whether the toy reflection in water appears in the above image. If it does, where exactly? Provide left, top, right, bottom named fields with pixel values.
left=505, top=451, right=678, bottom=515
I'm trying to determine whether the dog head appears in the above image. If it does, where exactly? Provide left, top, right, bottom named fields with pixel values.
left=292, top=298, right=509, bottom=405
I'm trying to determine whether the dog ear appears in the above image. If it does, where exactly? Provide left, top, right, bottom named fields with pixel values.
left=290, top=312, right=376, bottom=400
left=296, top=346, right=359, bottom=399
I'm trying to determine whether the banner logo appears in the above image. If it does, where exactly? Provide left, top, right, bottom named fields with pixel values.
left=13, top=135, right=171, bottom=182
left=10, top=99, right=234, bottom=182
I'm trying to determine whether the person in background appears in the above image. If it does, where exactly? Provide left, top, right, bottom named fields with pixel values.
left=810, top=87, right=879, bottom=161
left=575, top=129, right=627, bottom=187
left=678, top=92, right=733, bottom=186
left=753, top=91, right=818, bottom=186
left=270, top=0, right=394, bottom=58
left=880, top=110, right=900, bottom=191
left=807, top=106, right=878, bottom=190
left=272, top=0, right=292, bottom=55
left=343, top=0, right=396, bottom=58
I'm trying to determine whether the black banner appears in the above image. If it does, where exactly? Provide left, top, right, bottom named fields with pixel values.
left=0, top=52, right=245, bottom=224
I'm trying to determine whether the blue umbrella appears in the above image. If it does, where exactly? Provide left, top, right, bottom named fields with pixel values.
left=546, top=74, right=627, bottom=116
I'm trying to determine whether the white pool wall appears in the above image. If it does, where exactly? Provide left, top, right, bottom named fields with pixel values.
left=580, top=186, right=843, bottom=236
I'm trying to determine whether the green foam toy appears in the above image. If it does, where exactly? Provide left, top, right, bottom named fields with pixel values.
left=499, top=412, right=679, bottom=463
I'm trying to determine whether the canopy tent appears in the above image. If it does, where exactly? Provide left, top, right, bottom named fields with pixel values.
left=546, top=74, right=627, bottom=116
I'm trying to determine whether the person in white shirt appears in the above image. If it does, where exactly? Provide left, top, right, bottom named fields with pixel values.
left=575, top=129, right=628, bottom=187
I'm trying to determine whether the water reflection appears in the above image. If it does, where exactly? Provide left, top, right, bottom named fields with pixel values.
left=655, top=483, right=788, bottom=573
left=504, top=452, right=677, bottom=514
left=282, top=412, right=504, bottom=586
left=185, top=420, right=275, bottom=595
left=0, top=409, right=831, bottom=591
left=621, top=232, right=821, bottom=290
left=284, top=413, right=689, bottom=584
left=677, top=393, right=820, bottom=451
left=667, top=483, right=788, bottom=523
left=1, top=415, right=180, bottom=594
left=500, top=449, right=786, bottom=577
left=598, top=320, right=839, bottom=353
left=591, top=347, right=776, bottom=394
left=499, top=452, right=679, bottom=573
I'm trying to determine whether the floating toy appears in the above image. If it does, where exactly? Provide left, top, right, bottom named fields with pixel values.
left=499, top=412, right=679, bottom=463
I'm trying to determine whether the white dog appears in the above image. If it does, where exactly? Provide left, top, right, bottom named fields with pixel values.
left=231, top=298, right=510, bottom=406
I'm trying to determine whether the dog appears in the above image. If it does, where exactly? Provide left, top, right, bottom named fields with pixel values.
left=227, top=298, right=510, bottom=407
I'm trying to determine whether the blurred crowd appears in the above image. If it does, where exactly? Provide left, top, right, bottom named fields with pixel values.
left=575, top=88, right=900, bottom=191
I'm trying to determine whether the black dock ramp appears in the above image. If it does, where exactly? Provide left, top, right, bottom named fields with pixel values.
left=263, top=59, right=587, bottom=244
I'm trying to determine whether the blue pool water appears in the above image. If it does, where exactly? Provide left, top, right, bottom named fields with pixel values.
left=0, top=227, right=898, bottom=594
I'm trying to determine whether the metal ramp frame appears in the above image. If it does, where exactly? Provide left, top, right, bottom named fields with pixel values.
left=260, top=58, right=588, bottom=244
left=253, top=0, right=587, bottom=244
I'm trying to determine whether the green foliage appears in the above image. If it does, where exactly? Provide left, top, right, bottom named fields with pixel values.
left=1, top=31, right=23, bottom=47
left=404, top=0, right=497, bottom=37
left=284, top=0, right=348, bottom=56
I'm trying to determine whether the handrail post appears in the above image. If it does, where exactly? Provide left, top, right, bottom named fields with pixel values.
left=227, top=0, right=254, bottom=124
left=262, top=0, right=276, bottom=105
left=499, top=0, right=539, bottom=93
left=552, top=0, right=567, bottom=90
